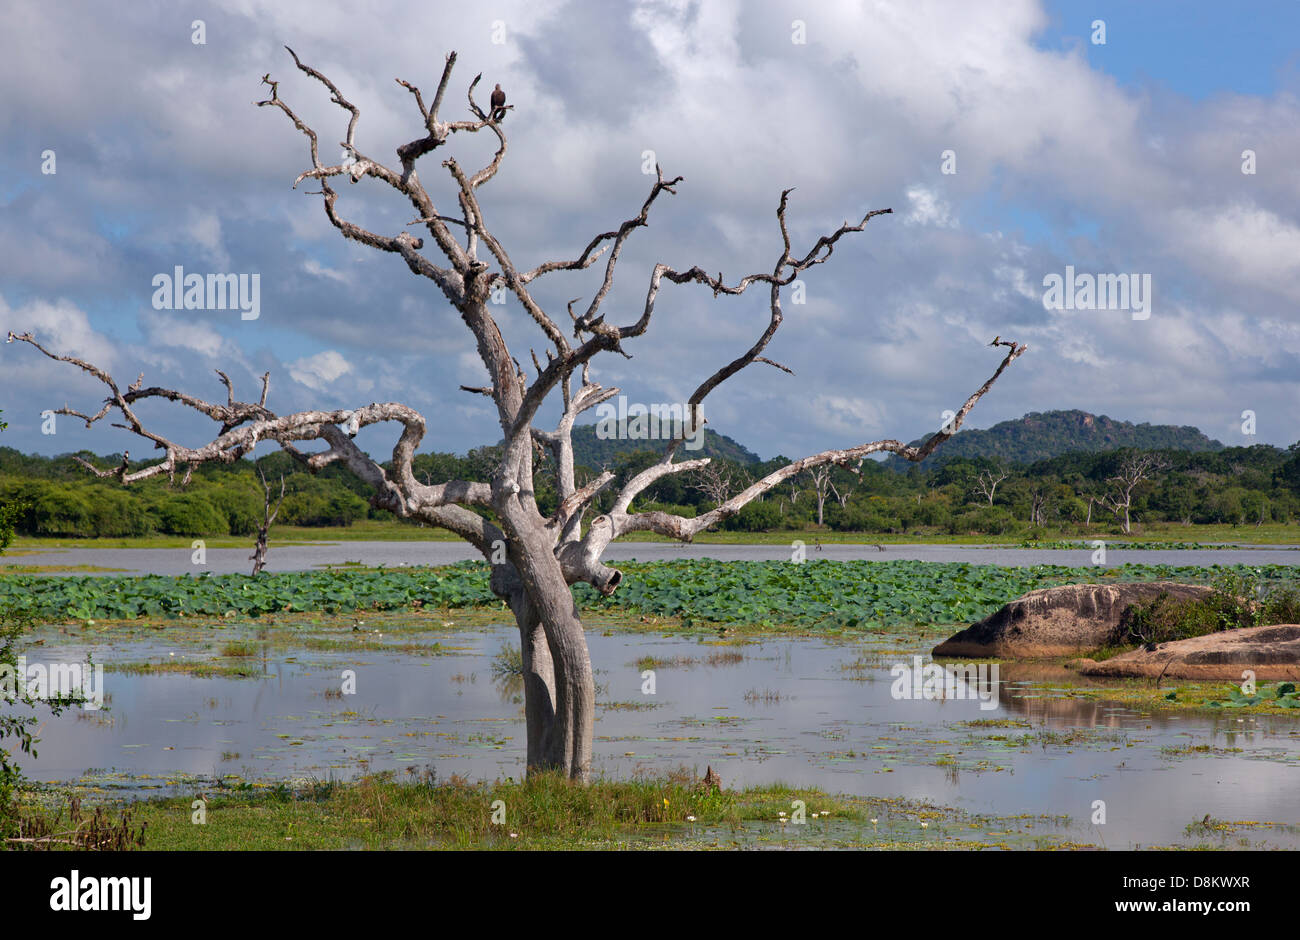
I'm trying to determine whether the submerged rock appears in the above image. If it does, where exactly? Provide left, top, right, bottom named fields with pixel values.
left=932, top=582, right=1215, bottom=658
left=1074, top=624, right=1300, bottom=680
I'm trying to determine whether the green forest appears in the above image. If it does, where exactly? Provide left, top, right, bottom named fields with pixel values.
left=4, top=433, right=1299, bottom=539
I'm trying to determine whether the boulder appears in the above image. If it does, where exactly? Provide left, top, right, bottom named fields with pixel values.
left=1074, top=624, right=1300, bottom=680
left=932, top=582, right=1215, bottom=658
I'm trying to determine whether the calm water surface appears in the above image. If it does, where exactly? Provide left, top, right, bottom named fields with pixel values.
left=27, top=627, right=1300, bottom=849
left=7, top=540, right=1300, bottom=575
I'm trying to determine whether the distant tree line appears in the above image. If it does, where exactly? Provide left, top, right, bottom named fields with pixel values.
left=3, top=441, right=1300, bottom=538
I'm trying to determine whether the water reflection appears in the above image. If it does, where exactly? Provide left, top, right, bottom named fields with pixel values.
left=25, top=626, right=1300, bottom=849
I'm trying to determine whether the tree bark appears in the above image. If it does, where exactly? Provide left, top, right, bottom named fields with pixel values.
left=500, top=524, right=595, bottom=780
left=504, top=586, right=557, bottom=771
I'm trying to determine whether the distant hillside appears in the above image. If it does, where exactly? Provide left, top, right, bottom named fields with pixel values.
left=568, top=422, right=761, bottom=469
left=886, top=410, right=1224, bottom=467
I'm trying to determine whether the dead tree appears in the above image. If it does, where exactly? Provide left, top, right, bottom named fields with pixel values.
left=1083, top=492, right=1100, bottom=527
left=776, top=477, right=801, bottom=514
left=1027, top=485, right=1050, bottom=527
left=250, top=464, right=286, bottom=575
left=7, top=47, right=1027, bottom=781
left=688, top=462, right=743, bottom=507
left=972, top=467, right=1008, bottom=506
left=806, top=465, right=844, bottom=527
left=1101, top=452, right=1170, bottom=535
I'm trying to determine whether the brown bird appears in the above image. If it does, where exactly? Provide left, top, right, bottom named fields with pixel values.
left=702, top=766, right=722, bottom=792
left=490, top=83, right=506, bottom=122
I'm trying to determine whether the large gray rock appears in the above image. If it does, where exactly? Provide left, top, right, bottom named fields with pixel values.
left=1075, top=624, right=1300, bottom=680
left=932, top=582, right=1216, bottom=658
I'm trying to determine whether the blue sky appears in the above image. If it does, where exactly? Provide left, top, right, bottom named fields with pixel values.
left=1037, top=0, right=1300, bottom=100
left=3, top=0, right=1299, bottom=464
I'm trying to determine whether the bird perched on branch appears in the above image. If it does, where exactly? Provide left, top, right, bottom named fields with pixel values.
left=988, top=335, right=1000, bottom=346
left=490, top=83, right=506, bottom=122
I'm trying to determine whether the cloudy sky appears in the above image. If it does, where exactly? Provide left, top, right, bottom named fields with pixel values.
left=3, top=0, right=1299, bottom=463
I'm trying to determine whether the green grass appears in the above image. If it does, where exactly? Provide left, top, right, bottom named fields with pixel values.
left=9, top=519, right=464, bottom=550
left=0, top=565, right=130, bottom=574
left=14, top=771, right=1079, bottom=850
left=105, top=660, right=263, bottom=679
left=12, top=519, right=1300, bottom=551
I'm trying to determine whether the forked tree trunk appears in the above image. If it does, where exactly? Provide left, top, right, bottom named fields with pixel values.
left=496, top=532, right=596, bottom=780
left=501, top=585, right=556, bottom=768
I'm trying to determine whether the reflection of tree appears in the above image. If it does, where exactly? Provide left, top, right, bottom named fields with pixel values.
left=490, top=642, right=525, bottom=705
left=493, top=671, right=524, bottom=705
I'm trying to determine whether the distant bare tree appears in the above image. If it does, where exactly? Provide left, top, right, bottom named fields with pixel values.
left=972, top=466, right=1009, bottom=506
left=806, top=464, right=860, bottom=526
left=1027, top=485, right=1050, bottom=527
left=250, top=464, right=286, bottom=576
left=807, top=466, right=836, bottom=526
left=776, top=478, right=801, bottom=514
left=9, top=47, right=1026, bottom=780
left=1101, top=452, right=1170, bottom=535
left=688, top=462, right=743, bottom=507
left=829, top=476, right=856, bottom=509
left=1084, top=492, right=1100, bottom=527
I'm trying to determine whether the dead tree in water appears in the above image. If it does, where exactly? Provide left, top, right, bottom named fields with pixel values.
left=11, top=47, right=1027, bottom=780
left=250, top=465, right=286, bottom=576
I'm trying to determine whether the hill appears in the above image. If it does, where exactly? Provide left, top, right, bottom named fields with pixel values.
left=568, top=422, right=761, bottom=469
left=886, top=410, right=1225, bottom=467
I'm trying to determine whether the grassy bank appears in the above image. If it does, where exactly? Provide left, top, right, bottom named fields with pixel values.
left=10, top=519, right=1300, bottom=551
left=14, top=771, right=1081, bottom=850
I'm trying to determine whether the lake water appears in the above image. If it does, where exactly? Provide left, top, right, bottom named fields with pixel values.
left=25, top=624, right=1300, bottom=849
left=7, top=539, right=1299, bottom=575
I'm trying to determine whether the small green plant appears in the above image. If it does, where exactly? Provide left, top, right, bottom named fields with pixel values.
left=490, top=643, right=523, bottom=679
left=1207, top=682, right=1300, bottom=709
left=1120, top=571, right=1300, bottom=649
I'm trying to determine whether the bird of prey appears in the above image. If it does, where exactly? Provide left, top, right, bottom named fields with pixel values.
left=490, top=83, right=506, bottom=122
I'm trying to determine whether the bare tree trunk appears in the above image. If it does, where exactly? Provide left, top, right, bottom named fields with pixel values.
left=1028, top=488, right=1049, bottom=527
left=250, top=530, right=270, bottom=575
left=250, top=466, right=285, bottom=576
left=504, top=526, right=595, bottom=780
left=493, top=585, right=556, bottom=774
left=808, top=466, right=833, bottom=526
